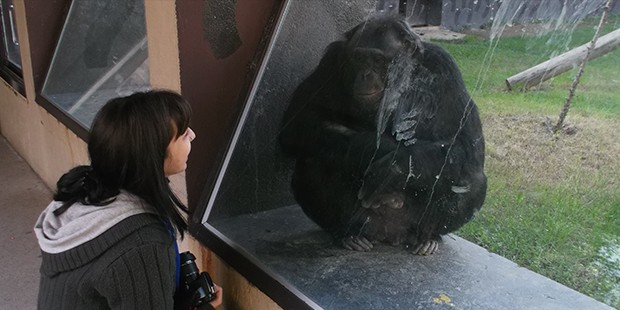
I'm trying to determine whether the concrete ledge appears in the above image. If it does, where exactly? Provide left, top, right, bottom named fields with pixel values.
left=213, top=206, right=613, bottom=309
left=412, top=26, right=466, bottom=42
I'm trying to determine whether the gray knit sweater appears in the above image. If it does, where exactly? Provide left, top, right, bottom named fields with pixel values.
left=34, top=192, right=177, bottom=309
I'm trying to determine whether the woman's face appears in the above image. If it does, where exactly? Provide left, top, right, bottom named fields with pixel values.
left=164, top=127, right=196, bottom=176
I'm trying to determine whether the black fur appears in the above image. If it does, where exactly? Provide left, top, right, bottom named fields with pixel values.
left=279, top=16, right=486, bottom=254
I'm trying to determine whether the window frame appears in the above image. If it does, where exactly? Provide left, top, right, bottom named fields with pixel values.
left=0, top=0, right=24, bottom=95
left=187, top=1, right=321, bottom=308
left=30, top=0, right=150, bottom=140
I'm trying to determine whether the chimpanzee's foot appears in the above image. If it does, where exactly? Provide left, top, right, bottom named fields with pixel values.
left=341, top=236, right=373, bottom=251
left=412, top=239, right=439, bottom=255
left=361, top=192, right=405, bottom=209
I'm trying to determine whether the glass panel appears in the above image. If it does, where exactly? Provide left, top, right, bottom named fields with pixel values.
left=200, top=0, right=619, bottom=308
left=42, top=0, right=150, bottom=128
left=0, top=0, right=21, bottom=69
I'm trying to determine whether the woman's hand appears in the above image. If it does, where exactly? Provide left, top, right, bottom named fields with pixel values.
left=208, top=285, right=223, bottom=309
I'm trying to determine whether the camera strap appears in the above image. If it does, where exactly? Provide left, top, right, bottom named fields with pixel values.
left=164, top=220, right=181, bottom=289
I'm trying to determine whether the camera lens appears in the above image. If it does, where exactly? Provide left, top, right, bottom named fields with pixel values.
left=180, top=251, right=200, bottom=282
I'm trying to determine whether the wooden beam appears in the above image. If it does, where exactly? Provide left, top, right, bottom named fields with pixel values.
left=506, top=28, right=620, bottom=90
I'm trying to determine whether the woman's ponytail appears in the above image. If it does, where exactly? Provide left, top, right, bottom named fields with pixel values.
left=53, top=165, right=118, bottom=216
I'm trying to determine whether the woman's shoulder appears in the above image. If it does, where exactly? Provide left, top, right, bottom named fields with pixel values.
left=111, top=212, right=172, bottom=240
left=39, top=213, right=173, bottom=278
left=97, top=214, right=177, bottom=277
left=91, top=213, right=175, bottom=264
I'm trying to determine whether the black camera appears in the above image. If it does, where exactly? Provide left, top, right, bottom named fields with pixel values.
left=175, top=251, right=217, bottom=309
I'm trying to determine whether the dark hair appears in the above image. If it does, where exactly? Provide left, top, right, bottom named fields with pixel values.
left=53, top=90, right=192, bottom=236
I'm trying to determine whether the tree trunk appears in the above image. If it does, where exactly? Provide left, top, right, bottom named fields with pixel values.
left=552, top=0, right=616, bottom=133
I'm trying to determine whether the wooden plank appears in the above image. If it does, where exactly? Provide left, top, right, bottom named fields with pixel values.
left=506, top=28, right=620, bottom=90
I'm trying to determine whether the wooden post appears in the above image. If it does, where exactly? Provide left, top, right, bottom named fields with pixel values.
left=506, top=28, right=620, bottom=91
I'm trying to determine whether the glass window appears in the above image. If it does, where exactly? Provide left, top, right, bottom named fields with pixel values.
left=0, top=0, right=21, bottom=69
left=0, top=0, right=23, bottom=94
left=41, top=0, right=150, bottom=128
left=197, top=0, right=619, bottom=309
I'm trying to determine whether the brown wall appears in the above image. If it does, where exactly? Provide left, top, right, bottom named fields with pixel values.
left=176, top=0, right=282, bottom=211
left=175, top=1, right=285, bottom=308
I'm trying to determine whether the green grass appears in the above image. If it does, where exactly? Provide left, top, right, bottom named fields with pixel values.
left=433, top=14, right=620, bottom=308
left=442, top=14, right=620, bottom=118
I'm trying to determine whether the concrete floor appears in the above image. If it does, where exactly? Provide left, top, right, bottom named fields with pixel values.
left=0, top=135, right=49, bottom=309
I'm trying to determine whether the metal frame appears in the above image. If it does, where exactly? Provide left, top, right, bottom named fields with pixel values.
left=188, top=0, right=322, bottom=308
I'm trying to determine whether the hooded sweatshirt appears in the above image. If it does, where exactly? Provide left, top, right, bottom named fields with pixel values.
left=34, top=191, right=178, bottom=310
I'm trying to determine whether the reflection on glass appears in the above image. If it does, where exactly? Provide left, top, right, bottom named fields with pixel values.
left=0, top=0, right=21, bottom=69
left=201, top=0, right=619, bottom=308
left=42, top=0, right=150, bottom=128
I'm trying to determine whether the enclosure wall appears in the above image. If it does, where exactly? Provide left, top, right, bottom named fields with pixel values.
left=0, top=1, right=280, bottom=309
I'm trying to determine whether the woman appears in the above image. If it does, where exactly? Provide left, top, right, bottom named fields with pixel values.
left=34, top=90, right=222, bottom=309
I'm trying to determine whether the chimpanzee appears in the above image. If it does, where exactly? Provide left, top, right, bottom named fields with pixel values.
left=279, top=15, right=486, bottom=255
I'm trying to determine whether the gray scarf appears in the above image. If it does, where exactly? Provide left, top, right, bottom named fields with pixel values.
left=34, top=191, right=155, bottom=254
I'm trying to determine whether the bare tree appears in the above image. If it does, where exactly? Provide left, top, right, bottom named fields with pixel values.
left=553, top=0, right=617, bottom=134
